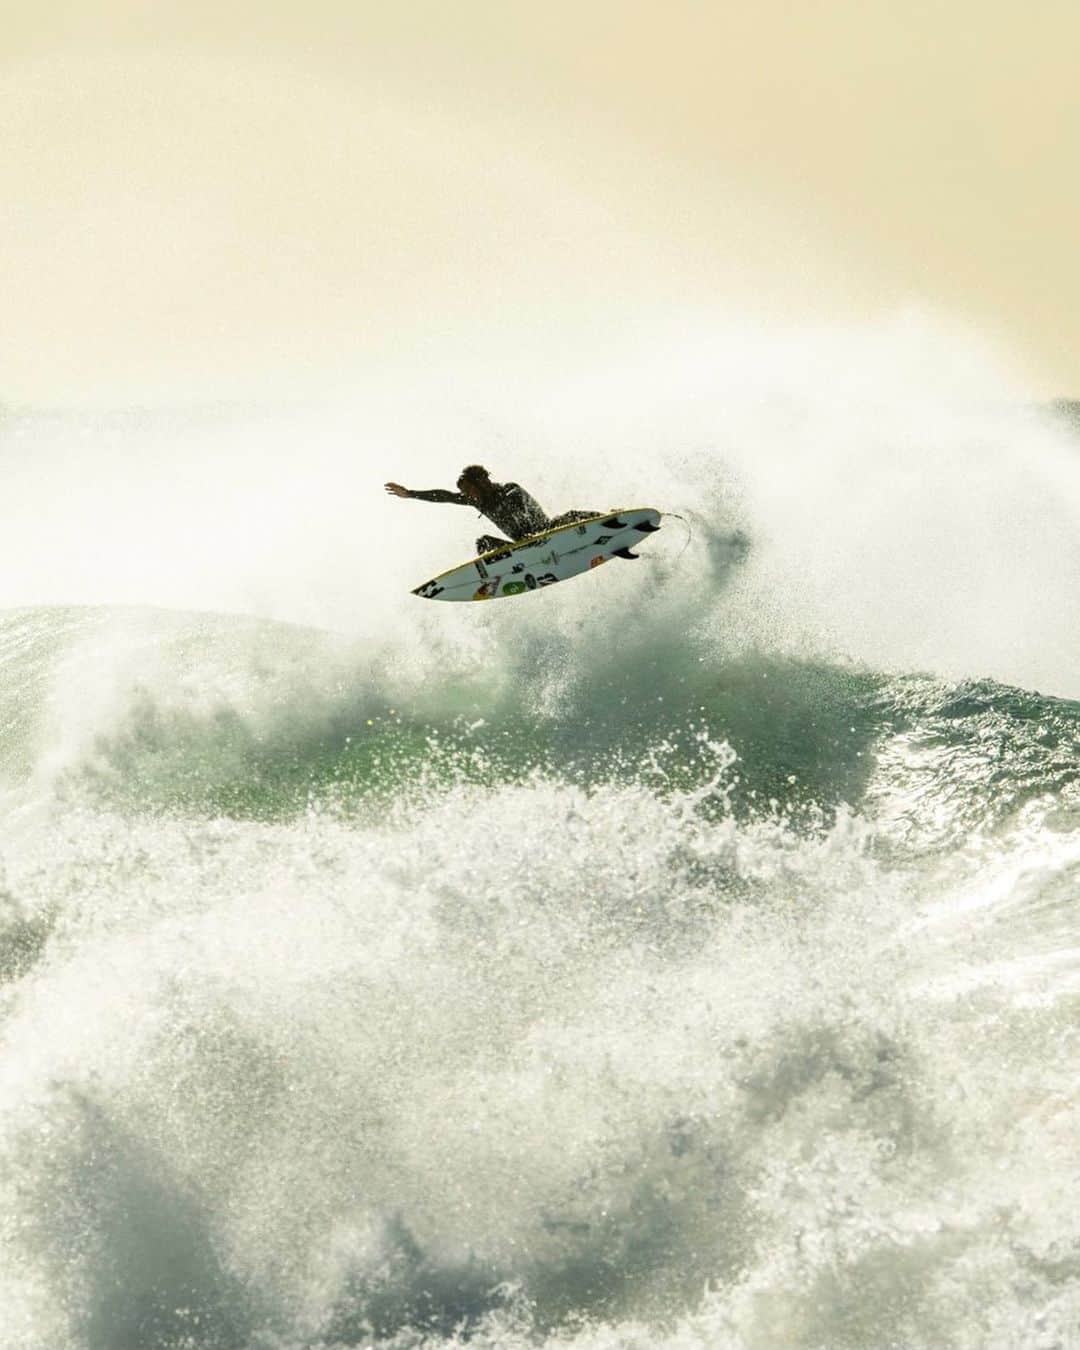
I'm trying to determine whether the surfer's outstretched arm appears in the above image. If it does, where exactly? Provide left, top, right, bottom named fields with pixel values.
left=384, top=483, right=470, bottom=505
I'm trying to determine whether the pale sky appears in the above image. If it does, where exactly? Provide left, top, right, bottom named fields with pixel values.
left=3, top=0, right=1079, bottom=405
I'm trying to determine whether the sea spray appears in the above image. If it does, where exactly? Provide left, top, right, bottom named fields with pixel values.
left=1, top=321, right=1079, bottom=1347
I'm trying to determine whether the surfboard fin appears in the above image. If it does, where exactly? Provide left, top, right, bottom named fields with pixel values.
left=612, top=547, right=639, bottom=560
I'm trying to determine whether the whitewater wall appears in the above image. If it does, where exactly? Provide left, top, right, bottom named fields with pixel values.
left=1, top=329, right=1079, bottom=1349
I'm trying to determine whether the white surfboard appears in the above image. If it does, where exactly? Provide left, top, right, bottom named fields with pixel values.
left=412, top=508, right=662, bottom=602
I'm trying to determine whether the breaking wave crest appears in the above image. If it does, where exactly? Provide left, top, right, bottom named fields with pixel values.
left=0, top=590, right=1078, bottom=1350
left=2, top=350, right=1080, bottom=1348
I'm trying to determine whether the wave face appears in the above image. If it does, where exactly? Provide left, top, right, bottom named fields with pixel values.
left=2, top=369, right=1080, bottom=1350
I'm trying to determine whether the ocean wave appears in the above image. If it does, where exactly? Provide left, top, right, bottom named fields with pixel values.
left=1, top=365, right=1079, bottom=1347
left=2, top=754, right=1078, bottom=1349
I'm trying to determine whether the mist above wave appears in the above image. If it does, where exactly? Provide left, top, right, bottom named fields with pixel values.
left=2, top=313, right=1079, bottom=696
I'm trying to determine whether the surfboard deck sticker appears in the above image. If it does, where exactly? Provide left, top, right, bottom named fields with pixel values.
left=412, top=508, right=662, bottom=602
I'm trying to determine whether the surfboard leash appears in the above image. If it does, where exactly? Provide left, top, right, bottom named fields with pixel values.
left=662, top=511, right=694, bottom=563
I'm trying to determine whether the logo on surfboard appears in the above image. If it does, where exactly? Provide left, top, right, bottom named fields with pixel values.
left=412, top=508, right=662, bottom=602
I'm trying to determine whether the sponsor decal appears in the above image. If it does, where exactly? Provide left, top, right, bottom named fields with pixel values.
left=511, top=563, right=526, bottom=573
left=525, top=574, right=538, bottom=590
left=415, top=580, right=444, bottom=598
left=475, top=559, right=489, bottom=579
left=473, top=578, right=501, bottom=600
left=589, top=556, right=607, bottom=569
left=594, top=534, right=612, bottom=545
left=536, top=573, right=558, bottom=586
left=503, top=580, right=527, bottom=596
left=576, top=525, right=588, bottom=535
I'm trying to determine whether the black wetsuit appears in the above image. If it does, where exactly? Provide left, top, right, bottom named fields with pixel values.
left=408, top=481, right=597, bottom=554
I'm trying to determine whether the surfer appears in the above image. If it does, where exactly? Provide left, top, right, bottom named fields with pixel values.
left=385, top=465, right=599, bottom=555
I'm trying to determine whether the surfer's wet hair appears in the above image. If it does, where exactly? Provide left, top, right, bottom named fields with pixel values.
left=457, top=464, right=491, bottom=490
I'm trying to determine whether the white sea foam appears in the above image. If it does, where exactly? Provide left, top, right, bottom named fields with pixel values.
left=1, top=316, right=1079, bottom=1348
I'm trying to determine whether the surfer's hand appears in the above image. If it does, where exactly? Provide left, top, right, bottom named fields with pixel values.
left=385, top=482, right=411, bottom=497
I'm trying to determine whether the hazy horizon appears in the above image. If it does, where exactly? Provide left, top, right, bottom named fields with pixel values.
left=4, top=1, right=1079, bottom=407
